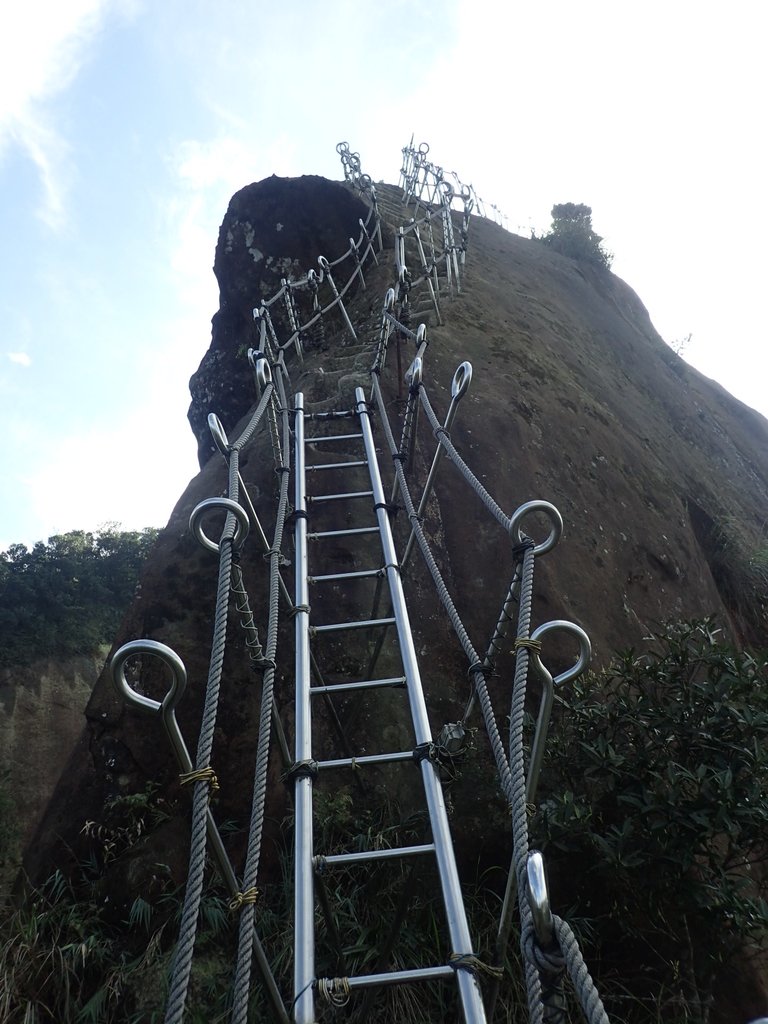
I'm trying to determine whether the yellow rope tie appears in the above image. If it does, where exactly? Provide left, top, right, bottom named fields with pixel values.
left=317, top=977, right=351, bottom=1007
left=229, top=886, right=261, bottom=912
left=179, top=766, right=220, bottom=792
left=449, top=952, right=504, bottom=979
left=513, top=637, right=543, bottom=654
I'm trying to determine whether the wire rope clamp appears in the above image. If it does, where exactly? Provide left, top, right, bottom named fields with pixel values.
left=451, top=361, right=472, bottom=401
left=509, top=500, right=563, bottom=556
left=110, top=638, right=187, bottom=719
left=190, top=497, right=250, bottom=554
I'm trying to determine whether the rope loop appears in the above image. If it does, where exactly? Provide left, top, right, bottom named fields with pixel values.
left=288, top=603, right=311, bottom=618
left=514, top=637, right=543, bottom=654
left=449, top=953, right=504, bottom=980
left=377, top=561, right=401, bottom=577
left=179, top=766, right=220, bottom=793
left=228, top=887, right=261, bottom=912
left=511, top=536, right=536, bottom=560
left=373, top=501, right=399, bottom=516
left=413, top=742, right=437, bottom=764
left=521, top=922, right=566, bottom=976
left=317, top=977, right=351, bottom=1007
left=282, top=759, right=319, bottom=783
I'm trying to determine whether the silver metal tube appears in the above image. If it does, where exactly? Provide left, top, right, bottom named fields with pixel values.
left=317, top=844, right=435, bottom=868
left=355, top=387, right=487, bottom=1024
left=401, top=362, right=472, bottom=571
left=313, top=616, right=395, bottom=634
left=346, top=965, right=454, bottom=989
left=111, top=641, right=290, bottom=1024
left=316, top=750, right=414, bottom=770
left=293, top=392, right=315, bottom=1024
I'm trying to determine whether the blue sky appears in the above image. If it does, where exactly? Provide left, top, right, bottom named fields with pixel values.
left=1, top=0, right=765, bottom=550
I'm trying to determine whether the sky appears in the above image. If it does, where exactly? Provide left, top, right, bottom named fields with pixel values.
left=1, top=0, right=765, bottom=551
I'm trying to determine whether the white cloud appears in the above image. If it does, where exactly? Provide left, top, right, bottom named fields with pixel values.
left=7, top=352, right=31, bottom=367
left=22, top=387, right=199, bottom=545
left=0, top=0, right=112, bottom=228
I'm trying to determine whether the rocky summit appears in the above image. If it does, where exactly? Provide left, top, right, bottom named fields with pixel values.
left=18, top=157, right=768, bottom=1022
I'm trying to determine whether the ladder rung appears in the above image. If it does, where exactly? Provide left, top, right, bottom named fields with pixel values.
left=315, top=843, right=435, bottom=869
left=313, top=617, right=396, bottom=634
left=310, top=676, right=406, bottom=695
left=305, top=432, right=363, bottom=442
left=333, top=965, right=455, bottom=990
left=306, top=460, right=367, bottom=472
left=316, top=750, right=414, bottom=770
left=308, top=526, right=379, bottom=539
left=309, top=490, right=374, bottom=503
left=309, top=568, right=381, bottom=583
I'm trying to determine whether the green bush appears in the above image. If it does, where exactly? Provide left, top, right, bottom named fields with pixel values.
left=535, top=202, right=613, bottom=269
left=534, top=620, right=768, bottom=1022
left=0, top=526, right=158, bottom=668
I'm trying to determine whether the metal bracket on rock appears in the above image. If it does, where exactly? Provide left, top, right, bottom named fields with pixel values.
left=110, top=639, right=239, bottom=895
left=526, top=619, right=592, bottom=803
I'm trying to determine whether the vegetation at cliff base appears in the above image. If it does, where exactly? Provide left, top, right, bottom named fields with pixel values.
left=535, top=202, right=613, bottom=269
left=534, top=619, right=768, bottom=1023
left=0, top=526, right=158, bottom=668
left=1, top=621, right=765, bottom=1022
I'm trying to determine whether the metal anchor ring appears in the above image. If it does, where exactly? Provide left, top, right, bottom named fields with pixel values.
left=111, top=639, right=187, bottom=718
left=190, top=497, right=250, bottom=553
left=509, top=500, right=563, bottom=556
left=451, top=361, right=472, bottom=400
left=207, top=413, right=230, bottom=456
left=247, top=348, right=273, bottom=393
left=406, top=355, right=423, bottom=388
left=525, top=620, right=592, bottom=803
left=529, top=619, right=592, bottom=688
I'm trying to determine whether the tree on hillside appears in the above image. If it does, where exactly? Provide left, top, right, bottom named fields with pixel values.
left=535, top=202, right=613, bottom=269
left=0, top=526, right=158, bottom=667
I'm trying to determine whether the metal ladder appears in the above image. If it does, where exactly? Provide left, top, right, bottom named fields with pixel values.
left=292, top=387, right=488, bottom=1024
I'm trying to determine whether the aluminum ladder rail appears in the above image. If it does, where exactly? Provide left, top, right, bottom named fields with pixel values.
left=292, top=389, right=487, bottom=1024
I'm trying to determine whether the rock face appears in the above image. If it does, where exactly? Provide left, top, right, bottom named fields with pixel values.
left=22, top=173, right=768, bottom=1020
left=0, top=651, right=104, bottom=892
left=188, top=176, right=371, bottom=465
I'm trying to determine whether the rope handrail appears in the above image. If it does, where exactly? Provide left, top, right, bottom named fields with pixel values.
left=109, top=138, right=608, bottom=1024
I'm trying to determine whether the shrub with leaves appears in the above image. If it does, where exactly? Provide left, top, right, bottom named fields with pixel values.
left=534, top=620, right=768, bottom=1022
left=535, top=202, right=613, bottom=269
left=0, top=525, right=158, bottom=668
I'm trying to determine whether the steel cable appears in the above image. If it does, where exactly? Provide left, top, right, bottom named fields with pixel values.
left=230, top=374, right=292, bottom=1024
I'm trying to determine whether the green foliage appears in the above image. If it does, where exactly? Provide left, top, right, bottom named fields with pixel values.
left=0, top=525, right=158, bottom=668
left=534, top=620, right=768, bottom=1022
left=535, top=201, right=613, bottom=269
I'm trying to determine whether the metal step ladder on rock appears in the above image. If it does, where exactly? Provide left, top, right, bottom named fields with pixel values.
left=291, top=387, right=488, bottom=1024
